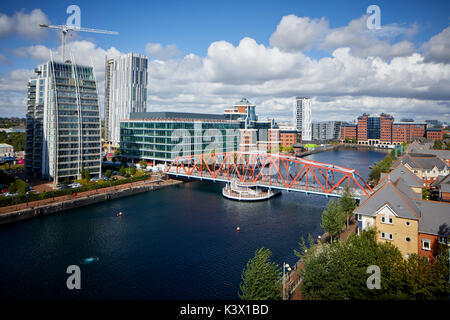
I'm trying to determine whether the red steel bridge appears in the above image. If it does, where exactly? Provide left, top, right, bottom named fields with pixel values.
left=165, top=151, right=373, bottom=199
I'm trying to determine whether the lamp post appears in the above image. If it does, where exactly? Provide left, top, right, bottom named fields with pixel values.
left=283, top=262, right=292, bottom=300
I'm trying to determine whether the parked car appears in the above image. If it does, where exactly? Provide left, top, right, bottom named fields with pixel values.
left=90, top=177, right=100, bottom=182
left=4, top=192, right=18, bottom=197
left=69, top=182, right=82, bottom=188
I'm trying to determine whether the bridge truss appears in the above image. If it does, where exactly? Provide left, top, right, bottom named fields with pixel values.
left=165, top=151, right=373, bottom=198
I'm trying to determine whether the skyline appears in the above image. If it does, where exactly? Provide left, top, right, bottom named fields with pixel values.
left=0, top=0, right=449, bottom=123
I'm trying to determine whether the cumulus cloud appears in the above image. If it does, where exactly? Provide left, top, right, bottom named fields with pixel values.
left=421, top=26, right=450, bottom=64
left=0, top=9, right=50, bottom=40
left=145, top=43, right=181, bottom=60
left=2, top=14, right=450, bottom=124
left=321, top=15, right=416, bottom=60
left=269, top=15, right=329, bottom=52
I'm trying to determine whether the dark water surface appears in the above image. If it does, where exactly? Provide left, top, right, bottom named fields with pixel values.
left=0, top=147, right=387, bottom=299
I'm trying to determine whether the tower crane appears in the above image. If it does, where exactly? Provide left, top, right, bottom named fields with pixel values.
left=39, top=24, right=119, bottom=61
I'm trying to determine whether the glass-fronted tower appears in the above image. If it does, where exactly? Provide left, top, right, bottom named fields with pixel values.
left=293, top=97, right=312, bottom=141
left=25, top=60, right=102, bottom=183
left=104, top=53, right=148, bottom=145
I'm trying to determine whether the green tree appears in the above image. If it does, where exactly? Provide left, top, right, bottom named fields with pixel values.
left=83, top=168, right=91, bottom=181
left=119, top=165, right=126, bottom=176
left=320, top=199, right=345, bottom=242
left=14, top=179, right=29, bottom=195
left=8, top=181, right=17, bottom=194
left=105, top=169, right=112, bottom=180
left=129, top=163, right=136, bottom=176
left=139, top=160, right=147, bottom=169
left=63, top=178, right=69, bottom=188
left=433, top=139, right=443, bottom=150
left=422, top=187, right=430, bottom=200
left=238, top=247, right=282, bottom=300
left=340, top=184, right=357, bottom=230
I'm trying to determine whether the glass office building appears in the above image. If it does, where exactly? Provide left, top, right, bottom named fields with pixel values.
left=120, top=112, right=241, bottom=163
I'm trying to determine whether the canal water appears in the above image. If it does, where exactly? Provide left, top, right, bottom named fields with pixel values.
left=0, top=147, right=387, bottom=299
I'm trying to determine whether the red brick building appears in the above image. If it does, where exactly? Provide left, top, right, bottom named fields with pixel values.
left=357, top=114, right=368, bottom=143
left=426, top=128, right=443, bottom=141
left=380, top=113, right=394, bottom=145
left=340, top=124, right=357, bottom=142
left=392, top=122, right=427, bottom=144
left=280, top=130, right=300, bottom=147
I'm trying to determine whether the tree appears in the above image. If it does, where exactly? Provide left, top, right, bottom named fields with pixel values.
left=8, top=181, right=17, bottom=194
left=105, top=169, right=112, bottom=180
left=340, top=184, right=357, bottom=230
left=320, top=199, right=345, bottom=242
left=238, top=247, right=282, bottom=300
left=63, top=178, right=69, bottom=188
left=139, top=160, right=147, bottom=169
left=83, top=168, right=91, bottom=181
left=129, top=163, right=136, bottom=176
left=433, top=139, right=443, bottom=150
left=119, top=165, right=126, bottom=177
left=422, top=187, right=430, bottom=200
left=14, top=179, right=29, bottom=195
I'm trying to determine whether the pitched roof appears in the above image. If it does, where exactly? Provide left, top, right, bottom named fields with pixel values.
left=376, top=163, right=424, bottom=191
left=401, top=154, right=447, bottom=171
left=355, top=180, right=421, bottom=220
left=416, top=200, right=450, bottom=236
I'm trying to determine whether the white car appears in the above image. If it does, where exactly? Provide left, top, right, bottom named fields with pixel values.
left=70, top=182, right=82, bottom=188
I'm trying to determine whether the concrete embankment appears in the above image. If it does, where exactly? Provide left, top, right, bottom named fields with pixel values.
left=0, top=179, right=183, bottom=225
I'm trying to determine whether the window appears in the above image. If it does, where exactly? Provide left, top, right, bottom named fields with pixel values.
left=439, top=236, right=448, bottom=245
left=357, top=214, right=362, bottom=221
left=406, top=221, right=410, bottom=226
left=406, top=237, right=411, bottom=242
left=381, top=215, right=393, bottom=224
left=422, top=239, right=431, bottom=251
left=381, top=232, right=393, bottom=240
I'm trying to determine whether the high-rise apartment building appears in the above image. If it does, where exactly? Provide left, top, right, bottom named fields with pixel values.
left=392, top=122, right=427, bottom=144
left=293, top=97, right=312, bottom=141
left=104, top=53, right=148, bottom=145
left=25, top=60, right=102, bottom=183
left=380, top=113, right=394, bottom=145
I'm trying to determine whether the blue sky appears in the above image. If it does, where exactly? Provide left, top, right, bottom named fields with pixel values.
left=1, top=0, right=450, bottom=122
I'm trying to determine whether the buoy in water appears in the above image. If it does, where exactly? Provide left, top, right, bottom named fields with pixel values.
left=236, top=226, right=240, bottom=231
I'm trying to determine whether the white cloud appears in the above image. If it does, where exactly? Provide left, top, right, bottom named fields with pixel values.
left=321, top=15, right=416, bottom=60
left=269, top=15, right=329, bottom=52
left=421, top=26, right=450, bottom=64
left=0, top=9, right=50, bottom=40
left=145, top=43, right=181, bottom=60
left=2, top=15, right=450, bottom=124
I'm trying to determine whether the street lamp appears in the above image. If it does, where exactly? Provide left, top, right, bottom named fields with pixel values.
left=283, top=262, right=292, bottom=300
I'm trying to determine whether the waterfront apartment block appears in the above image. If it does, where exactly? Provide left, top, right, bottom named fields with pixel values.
left=293, top=97, right=312, bottom=141
left=25, top=60, right=102, bottom=183
left=396, top=153, right=449, bottom=187
left=279, top=129, right=300, bottom=147
left=357, top=113, right=394, bottom=145
left=105, top=53, right=148, bottom=145
left=340, top=124, right=357, bottom=141
left=311, top=121, right=342, bottom=141
left=120, top=112, right=241, bottom=163
left=355, top=163, right=450, bottom=259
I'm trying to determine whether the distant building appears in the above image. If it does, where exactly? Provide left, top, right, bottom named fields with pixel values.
left=0, top=143, right=14, bottom=157
left=279, top=129, right=301, bottom=147
left=105, top=53, right=148, bottom=145
left=340, top=124, right=357, bottom=142
left=312, top=121, right=342, bottom=141
left=293, top=97, right=312, bottom=141
left=391, top=122, right=427, bottom=145
left=25, top=60, right=102, bottom=183
left=426, top=128, right=443, bottom=141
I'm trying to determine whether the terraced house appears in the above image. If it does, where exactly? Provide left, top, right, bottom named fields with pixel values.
left=355, top=164, right=450, bottom=259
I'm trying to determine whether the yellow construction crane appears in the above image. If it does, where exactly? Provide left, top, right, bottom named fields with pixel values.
left=39, top=24, right=119, bottom=61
